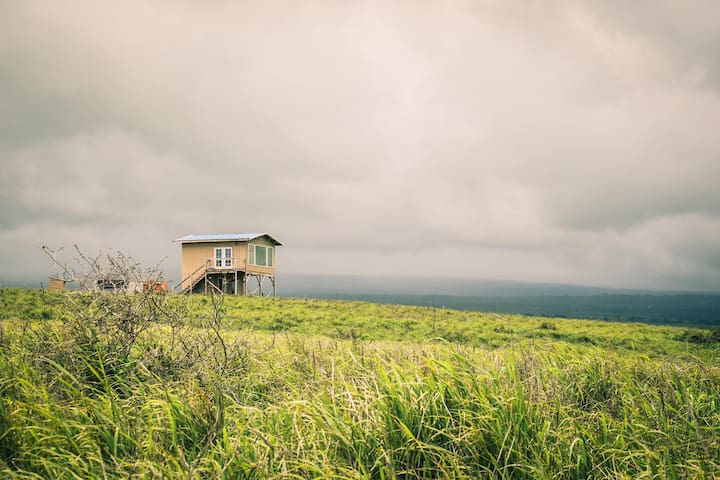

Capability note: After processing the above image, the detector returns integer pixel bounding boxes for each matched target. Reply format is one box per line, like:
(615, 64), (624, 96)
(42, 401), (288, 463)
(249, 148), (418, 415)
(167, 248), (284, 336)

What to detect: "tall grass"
(1, 289), (719, 478)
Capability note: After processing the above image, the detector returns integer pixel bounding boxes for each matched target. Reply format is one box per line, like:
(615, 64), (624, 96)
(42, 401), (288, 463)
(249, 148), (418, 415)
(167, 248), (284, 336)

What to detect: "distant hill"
(279, 274), (688, 297)
(280, 274), (720, 326)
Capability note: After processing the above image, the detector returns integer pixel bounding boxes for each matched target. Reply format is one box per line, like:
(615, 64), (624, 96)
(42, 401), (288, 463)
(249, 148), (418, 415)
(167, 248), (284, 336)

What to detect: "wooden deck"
(176, 258), (277, 296)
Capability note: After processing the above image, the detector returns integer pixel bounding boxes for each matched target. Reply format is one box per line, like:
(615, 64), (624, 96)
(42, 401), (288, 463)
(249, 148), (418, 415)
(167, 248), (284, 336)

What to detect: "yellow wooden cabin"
(174, 233), (282, 296)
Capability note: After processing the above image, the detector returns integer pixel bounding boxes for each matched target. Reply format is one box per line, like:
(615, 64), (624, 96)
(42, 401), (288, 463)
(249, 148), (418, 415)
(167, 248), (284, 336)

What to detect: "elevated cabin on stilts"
(173, 233), (282, 296)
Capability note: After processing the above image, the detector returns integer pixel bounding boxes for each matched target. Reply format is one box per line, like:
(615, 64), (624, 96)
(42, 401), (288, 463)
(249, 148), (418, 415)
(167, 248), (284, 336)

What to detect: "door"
(214, 247), (233, 268)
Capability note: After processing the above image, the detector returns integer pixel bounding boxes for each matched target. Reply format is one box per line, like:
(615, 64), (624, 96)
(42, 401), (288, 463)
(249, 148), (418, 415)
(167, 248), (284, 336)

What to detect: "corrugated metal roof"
(174, 233), (283, 245)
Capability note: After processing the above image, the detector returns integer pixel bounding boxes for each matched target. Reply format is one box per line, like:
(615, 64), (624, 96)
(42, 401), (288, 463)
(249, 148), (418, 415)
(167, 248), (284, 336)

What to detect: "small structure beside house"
(48, 276), (66, 291)
(174, 233), (282, 296)
(140, 280), (169, 293)
(127, 280), (169, 293)
(89, 278), (168, 293)
(97, 276), (127, 292)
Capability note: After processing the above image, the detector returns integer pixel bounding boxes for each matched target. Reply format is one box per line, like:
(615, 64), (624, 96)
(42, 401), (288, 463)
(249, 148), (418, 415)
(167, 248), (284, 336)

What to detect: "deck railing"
(207, 257), (246, 270)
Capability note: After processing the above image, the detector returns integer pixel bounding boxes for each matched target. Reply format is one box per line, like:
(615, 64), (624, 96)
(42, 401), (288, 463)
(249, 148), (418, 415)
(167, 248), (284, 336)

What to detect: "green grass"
(1, 288), (719, 478)
(201, 295), (718, 359)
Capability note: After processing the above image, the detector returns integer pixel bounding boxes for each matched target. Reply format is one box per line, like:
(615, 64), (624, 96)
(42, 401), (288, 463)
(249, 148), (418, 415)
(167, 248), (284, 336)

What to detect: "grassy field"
(1, 288), (719, 478)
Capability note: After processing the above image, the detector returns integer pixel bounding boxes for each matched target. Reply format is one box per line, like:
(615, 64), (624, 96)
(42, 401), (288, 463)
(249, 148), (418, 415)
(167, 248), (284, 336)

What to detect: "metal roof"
(174, 233), (283, 245)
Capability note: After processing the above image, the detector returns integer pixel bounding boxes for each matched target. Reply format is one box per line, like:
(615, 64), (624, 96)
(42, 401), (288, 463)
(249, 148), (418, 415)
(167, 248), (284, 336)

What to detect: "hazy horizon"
(4, 268), (719, 297)
(2, 1), (720, 292)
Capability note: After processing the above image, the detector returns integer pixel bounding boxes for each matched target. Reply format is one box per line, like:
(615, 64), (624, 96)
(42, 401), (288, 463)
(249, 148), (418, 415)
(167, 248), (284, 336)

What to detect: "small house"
(48, 276), (66, 291)
(174, 233), (282, 296)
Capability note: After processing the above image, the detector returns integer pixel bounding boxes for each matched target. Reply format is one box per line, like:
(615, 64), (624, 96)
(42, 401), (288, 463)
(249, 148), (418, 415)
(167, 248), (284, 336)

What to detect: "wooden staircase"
(173, 260), (210, 293)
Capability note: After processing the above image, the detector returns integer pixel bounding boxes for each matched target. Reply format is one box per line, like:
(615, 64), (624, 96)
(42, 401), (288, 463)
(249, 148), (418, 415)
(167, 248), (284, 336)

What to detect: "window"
(214, 247), (232, 268)
(249, 244), (273, 267)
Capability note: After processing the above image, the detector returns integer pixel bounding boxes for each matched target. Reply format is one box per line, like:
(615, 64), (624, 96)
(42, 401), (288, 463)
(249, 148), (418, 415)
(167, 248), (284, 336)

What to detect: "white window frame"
(249, 244), (273, 267)
(214, 247), (232, 268)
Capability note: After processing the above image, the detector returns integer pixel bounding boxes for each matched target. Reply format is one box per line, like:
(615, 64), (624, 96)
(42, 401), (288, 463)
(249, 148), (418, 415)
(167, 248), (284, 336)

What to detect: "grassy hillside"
(312, 292), (720, 326)
(279, 274), (720, 326)
(1, 288), (719, 478)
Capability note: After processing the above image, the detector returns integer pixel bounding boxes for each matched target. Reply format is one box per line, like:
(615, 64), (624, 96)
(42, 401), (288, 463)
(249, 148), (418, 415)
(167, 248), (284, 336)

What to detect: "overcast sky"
(1, 0), (719, 291)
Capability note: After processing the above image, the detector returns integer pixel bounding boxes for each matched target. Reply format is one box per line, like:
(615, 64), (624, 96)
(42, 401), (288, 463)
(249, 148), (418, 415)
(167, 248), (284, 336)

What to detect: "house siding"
(247, 237), (277, 276)
(181, 242), (249, 289)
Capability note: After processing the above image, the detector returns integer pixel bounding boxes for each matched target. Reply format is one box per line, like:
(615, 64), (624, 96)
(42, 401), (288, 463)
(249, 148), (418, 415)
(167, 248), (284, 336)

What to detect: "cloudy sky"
(1, 0), (719, 291)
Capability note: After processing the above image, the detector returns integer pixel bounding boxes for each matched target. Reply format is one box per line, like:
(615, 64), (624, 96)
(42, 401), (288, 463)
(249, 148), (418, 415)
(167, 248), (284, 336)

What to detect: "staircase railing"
(172, 259), (210, 293)
(173, 258), (250, 293)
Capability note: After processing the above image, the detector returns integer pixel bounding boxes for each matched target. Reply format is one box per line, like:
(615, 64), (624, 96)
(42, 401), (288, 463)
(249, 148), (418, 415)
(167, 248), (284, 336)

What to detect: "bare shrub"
(41, 245), (245, 383)
(43, 246), (166, 360)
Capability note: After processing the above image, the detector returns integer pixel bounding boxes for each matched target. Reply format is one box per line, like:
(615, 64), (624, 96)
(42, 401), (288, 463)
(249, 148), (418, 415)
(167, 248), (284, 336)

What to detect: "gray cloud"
(1, 0), (719, 291)
(578, 0), (720, 90)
